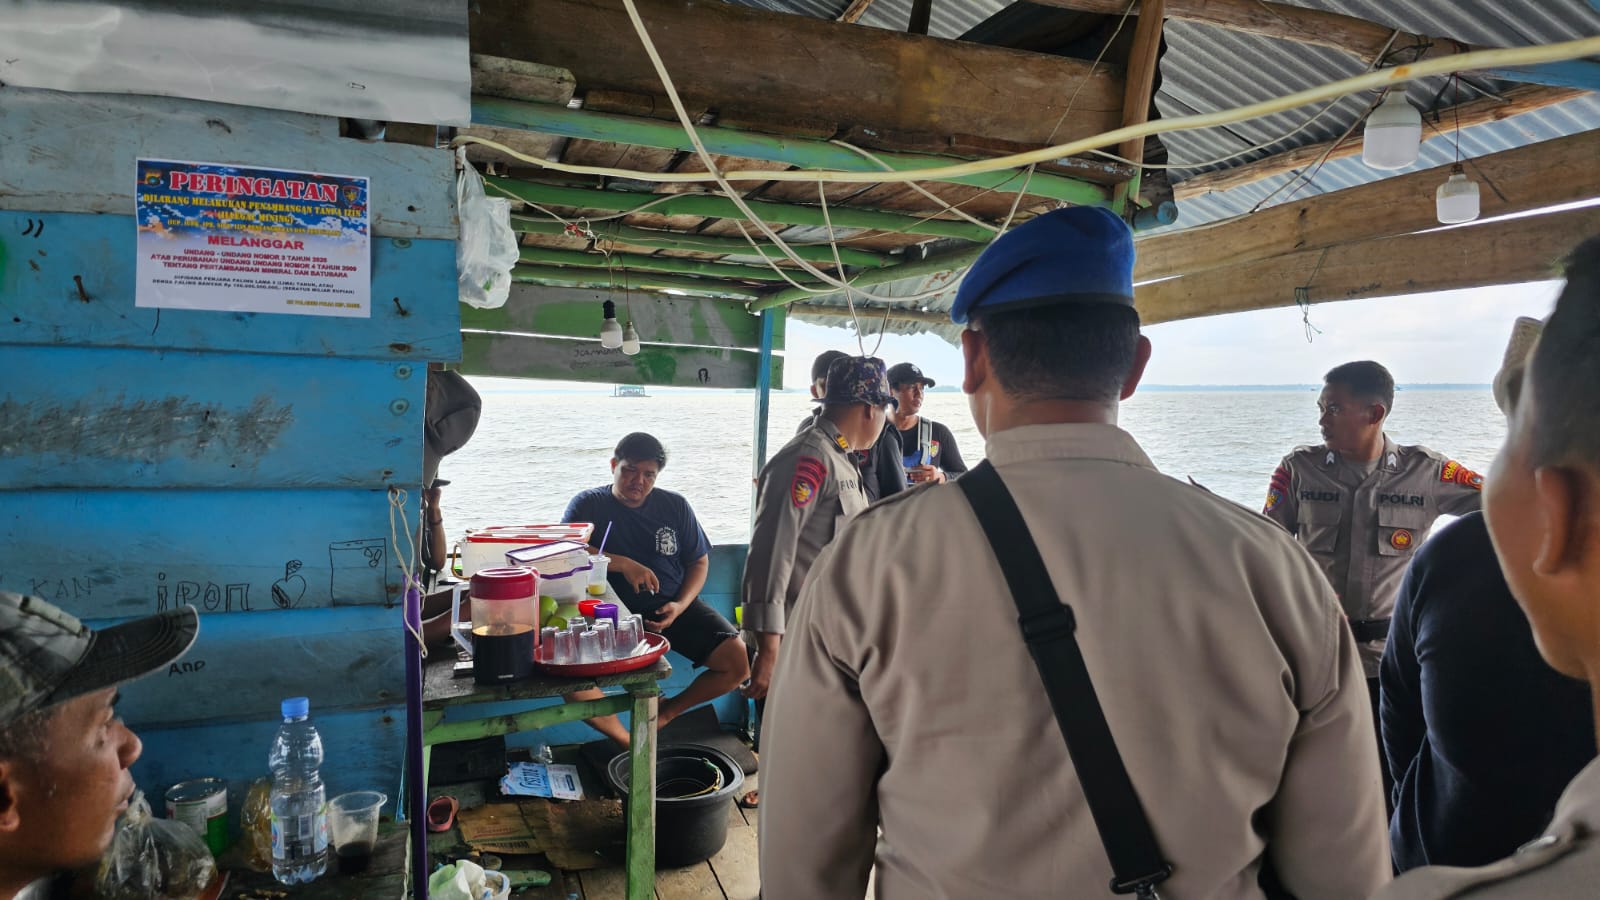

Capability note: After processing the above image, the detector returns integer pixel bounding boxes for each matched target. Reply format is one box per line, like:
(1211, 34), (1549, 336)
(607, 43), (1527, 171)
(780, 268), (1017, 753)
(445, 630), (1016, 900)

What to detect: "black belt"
(1349, 618), (1391, 643)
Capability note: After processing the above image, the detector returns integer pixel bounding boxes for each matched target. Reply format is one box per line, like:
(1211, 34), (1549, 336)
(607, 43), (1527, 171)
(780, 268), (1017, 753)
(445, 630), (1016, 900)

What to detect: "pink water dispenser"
(467, 566), (539, 684)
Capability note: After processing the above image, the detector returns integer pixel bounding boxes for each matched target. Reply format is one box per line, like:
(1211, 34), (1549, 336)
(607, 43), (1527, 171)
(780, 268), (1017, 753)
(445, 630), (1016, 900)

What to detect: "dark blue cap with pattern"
(815, 356), (896, 407)
(950, 206), (1136, 325)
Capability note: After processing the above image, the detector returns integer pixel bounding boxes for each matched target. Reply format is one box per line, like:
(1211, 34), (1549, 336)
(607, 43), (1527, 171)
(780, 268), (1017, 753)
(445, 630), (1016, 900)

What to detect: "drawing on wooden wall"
(698, 367), (710, 384)
(0, 395), (294, 461)
(20, 217), (44, 237)
(329, 538), (388, 605)
(155, 571), (253, 613)
(271, 560), (307, 609)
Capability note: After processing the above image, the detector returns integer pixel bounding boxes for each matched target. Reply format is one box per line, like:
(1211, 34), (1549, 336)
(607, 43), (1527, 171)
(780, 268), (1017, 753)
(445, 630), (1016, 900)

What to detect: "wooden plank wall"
(477, 543), (750, 750)
(0, 86), (459, 812)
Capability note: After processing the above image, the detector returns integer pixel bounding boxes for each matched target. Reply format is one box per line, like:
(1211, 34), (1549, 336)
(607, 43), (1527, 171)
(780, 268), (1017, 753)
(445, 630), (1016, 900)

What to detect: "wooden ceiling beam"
(470, 0), (1124, 150)
(788, 305), (952, 325)
(1175, 85), (1586, 200)
(1137, 128), (1600, 282)
(1136, 204), (1598, 325)
(1026, 0), (1477, 63)
(838, 0), (878, 24)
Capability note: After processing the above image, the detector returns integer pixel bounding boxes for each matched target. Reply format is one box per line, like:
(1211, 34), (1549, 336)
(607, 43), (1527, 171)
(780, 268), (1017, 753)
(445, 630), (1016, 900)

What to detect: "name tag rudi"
(1300, 490), (1340, 502)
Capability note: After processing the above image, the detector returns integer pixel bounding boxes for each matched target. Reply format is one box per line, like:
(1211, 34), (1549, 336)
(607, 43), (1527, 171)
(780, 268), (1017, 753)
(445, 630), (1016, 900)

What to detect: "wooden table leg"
(625, 686), (660, 900)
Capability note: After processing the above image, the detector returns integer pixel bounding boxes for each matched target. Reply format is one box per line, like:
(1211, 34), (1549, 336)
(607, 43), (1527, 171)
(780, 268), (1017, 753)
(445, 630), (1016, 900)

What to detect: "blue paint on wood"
(0, 345), (423, 489)
(110, 606), (404, 729)
(132, 706), (405, 834)
(1484, 61), (1600, 92)
(0, 211), (461, 361)
(0, 489), (416, 617)
(0, 88), (456, 239)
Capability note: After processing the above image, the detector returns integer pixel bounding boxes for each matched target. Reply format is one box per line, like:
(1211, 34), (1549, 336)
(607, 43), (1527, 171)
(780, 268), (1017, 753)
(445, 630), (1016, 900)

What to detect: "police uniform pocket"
(1377, 506), (1429, 556)
(1296, 502), (1341, 553)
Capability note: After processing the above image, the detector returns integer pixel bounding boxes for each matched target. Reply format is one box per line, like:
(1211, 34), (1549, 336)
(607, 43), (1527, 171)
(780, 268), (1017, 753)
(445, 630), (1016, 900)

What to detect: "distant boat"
(613, 384), (649, 398)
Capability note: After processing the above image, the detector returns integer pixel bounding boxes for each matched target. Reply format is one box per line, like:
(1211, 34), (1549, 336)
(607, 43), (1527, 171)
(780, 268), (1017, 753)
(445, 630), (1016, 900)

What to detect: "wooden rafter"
(1137, 128), (1600, 283)
(1136, 204), (1599, 325)
(1114, 0), (1167, 208)
(838, 0), (878, 24)
(1026, 0), (1477, 63)
(1175, 85), (1587, 200)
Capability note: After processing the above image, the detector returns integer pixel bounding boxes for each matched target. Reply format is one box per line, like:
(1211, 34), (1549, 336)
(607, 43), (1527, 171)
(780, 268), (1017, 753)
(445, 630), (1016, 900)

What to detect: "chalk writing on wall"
(156, 572), (253, 613)
(329, 538), (387, 605)
(271, 560), (307, 608)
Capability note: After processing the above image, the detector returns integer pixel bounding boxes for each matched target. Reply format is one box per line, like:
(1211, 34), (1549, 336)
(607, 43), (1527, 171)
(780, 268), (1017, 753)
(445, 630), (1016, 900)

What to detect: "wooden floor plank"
(579, 866), (629, 899)
(654, 861), (725, 900)
(708, 825), (760, 900)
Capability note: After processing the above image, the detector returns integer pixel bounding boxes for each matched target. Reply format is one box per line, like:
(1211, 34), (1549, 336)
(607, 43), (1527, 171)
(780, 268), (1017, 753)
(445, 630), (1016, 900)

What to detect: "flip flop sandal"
(427, 795), (459, 832)
(737, 790), (759, 810)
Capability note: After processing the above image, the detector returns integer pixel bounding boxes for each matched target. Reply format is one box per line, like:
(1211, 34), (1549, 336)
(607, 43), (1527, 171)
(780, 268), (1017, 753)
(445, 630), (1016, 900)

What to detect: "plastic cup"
(616, 615), (644, 657)
(329, 791), (387, 875)
(553, 628), (578, 664)
(588, 555), (610, 596)
(538, 627), (558, 662)
(594, 602), (620, 628)
(577, 629), (601, 664)
(594, 620), (615, 659)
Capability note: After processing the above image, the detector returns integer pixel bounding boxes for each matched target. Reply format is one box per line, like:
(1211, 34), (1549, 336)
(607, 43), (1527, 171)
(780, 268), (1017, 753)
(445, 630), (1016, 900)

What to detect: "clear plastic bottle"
(268, 697), (328, 884)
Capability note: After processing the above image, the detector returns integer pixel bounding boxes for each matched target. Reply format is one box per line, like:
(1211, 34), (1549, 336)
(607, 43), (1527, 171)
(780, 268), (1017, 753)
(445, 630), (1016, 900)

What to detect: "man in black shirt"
(888, 362), (967, 484)
(799, 350), (905, 502)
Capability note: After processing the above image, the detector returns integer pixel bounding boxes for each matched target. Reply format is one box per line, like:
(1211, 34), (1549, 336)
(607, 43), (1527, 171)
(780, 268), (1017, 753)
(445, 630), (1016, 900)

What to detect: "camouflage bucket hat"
(0, 591), (199, 727)
(816, 356), (897, 408)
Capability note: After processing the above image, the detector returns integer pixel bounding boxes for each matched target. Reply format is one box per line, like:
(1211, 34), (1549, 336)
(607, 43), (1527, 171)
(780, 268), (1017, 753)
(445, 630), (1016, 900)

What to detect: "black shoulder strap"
(957, 460), (1174, 899)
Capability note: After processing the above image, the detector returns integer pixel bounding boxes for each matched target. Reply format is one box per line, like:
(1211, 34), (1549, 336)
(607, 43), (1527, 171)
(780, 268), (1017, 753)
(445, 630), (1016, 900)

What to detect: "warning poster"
(135, 159), (371, 317)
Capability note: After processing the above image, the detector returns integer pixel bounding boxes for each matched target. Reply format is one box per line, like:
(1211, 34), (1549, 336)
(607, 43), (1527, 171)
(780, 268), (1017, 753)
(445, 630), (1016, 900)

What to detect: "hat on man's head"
(1492, 316), (1544, 417)
(950, 206), (1136, 325)
(810, 349), (851, 383)
(816, 356), (896, 408)
(886, 362), (935, 389)
(0, 591), (198, 727)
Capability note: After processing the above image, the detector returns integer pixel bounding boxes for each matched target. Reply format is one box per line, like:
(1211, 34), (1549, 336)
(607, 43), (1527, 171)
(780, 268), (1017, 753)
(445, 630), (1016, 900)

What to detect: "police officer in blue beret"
(758, 207), (1389, 898)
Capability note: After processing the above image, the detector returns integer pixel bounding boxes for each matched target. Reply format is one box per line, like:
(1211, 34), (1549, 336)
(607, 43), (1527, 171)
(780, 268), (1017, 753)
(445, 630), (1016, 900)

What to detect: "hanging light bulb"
(1362, 90), (1421, 170)
(621, 323), (642, 356)
(1436, 164), (1481, 224)
(599, 299), (624, 349)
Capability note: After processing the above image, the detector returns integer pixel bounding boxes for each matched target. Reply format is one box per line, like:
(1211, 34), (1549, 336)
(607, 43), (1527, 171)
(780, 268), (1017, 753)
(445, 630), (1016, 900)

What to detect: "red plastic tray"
(535, 632), (670, 677)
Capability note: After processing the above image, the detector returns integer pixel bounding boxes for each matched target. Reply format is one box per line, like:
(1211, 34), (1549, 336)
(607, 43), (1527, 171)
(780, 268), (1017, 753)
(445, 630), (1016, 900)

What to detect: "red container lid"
(471, 566), (538, 600)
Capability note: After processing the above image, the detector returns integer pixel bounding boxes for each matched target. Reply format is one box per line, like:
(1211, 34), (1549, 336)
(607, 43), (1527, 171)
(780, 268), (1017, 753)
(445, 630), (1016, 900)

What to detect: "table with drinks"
(421, 525), (672, 900)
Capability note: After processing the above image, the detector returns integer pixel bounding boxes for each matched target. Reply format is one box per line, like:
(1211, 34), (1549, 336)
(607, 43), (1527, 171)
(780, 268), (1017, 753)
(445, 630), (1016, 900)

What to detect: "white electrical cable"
(827, 140), (1003, 232)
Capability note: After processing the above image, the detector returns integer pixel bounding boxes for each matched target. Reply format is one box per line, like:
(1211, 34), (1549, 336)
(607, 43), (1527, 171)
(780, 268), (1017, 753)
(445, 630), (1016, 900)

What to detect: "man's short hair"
(972, 303), (1141, 404)
(811, 350), (849, 384)
(614, 432), (667, 468)
(1529, 235), (1600, 470)
(1324, 360), (1396, 411)
(0, 705), (53, 763)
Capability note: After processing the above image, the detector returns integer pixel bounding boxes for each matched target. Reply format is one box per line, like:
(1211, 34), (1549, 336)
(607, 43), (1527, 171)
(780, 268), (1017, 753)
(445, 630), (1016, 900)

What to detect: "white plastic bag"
(455, 148), (519, 309)
(94, 789), (217, 900)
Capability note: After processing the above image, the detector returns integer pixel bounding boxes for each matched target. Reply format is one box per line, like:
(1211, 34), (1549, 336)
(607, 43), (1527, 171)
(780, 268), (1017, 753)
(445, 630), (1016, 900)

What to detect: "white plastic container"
(504, 541), (592, 579)
(453, 524), (593, 577)
(536, 560), (593, 603)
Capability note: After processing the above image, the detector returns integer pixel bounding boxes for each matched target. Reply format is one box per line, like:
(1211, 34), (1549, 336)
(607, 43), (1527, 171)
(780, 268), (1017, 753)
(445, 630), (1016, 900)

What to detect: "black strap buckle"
(1018, 604), (1076, 645)
(1110, 863), (1174, 898)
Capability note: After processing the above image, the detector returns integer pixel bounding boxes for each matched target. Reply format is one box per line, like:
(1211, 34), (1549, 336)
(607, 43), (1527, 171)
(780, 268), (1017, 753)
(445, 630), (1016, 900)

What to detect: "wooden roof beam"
(1136, 204), (1599, 325)
(1138, 128), (1600, 283)
(1175, 84), (1587, 200)
(1026, 0), (1477, 64)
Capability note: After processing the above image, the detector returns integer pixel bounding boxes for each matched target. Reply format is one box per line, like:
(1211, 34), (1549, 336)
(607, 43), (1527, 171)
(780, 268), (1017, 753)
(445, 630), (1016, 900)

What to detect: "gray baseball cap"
(0, 591), (199, 727)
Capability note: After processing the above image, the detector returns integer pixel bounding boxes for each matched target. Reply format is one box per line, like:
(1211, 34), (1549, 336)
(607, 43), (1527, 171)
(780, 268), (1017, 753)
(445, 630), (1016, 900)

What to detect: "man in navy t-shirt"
(562, 433), (748, 742)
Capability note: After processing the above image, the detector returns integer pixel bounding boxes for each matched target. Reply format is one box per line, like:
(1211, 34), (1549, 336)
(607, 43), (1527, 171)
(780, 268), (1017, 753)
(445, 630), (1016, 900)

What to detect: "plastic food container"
(504, 541), (592, 580)
(453, 524), (594, 577)
(537, 560), (593, 603)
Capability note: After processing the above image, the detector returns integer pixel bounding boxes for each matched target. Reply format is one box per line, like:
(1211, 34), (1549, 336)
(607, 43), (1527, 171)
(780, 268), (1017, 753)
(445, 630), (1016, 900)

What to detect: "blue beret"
(950, 206), (1135, 325)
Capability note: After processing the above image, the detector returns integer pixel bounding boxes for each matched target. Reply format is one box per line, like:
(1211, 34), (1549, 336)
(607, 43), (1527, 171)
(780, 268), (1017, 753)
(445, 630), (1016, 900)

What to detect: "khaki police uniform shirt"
(741, 416), (868, 635)
(759, 424), (1389, 900)
(1263, 436), (1484, 676)
(1378, 757), (1600, 899)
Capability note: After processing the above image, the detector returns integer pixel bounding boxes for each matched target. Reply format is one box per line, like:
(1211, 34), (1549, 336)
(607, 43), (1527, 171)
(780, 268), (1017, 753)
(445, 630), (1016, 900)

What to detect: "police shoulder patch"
(791, 455), (826, 508)
(1391, 528), (1415, 550)
(1440, 459), (1485, 491)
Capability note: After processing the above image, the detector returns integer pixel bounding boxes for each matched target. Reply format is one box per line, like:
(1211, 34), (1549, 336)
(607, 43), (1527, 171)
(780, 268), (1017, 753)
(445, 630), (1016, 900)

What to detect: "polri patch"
(1440, 460), (1485, 490)
(1391, 528), (1415, 550)
(791, 456), (826, 508)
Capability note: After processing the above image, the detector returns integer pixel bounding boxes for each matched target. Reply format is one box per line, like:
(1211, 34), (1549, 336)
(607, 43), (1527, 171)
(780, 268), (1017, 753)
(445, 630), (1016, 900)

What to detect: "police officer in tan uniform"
(741, 355), (892, 703)
(759, 208), (1388, 899)
(1264, 362), (1484, 799)
(1378, 237), (1600, 899)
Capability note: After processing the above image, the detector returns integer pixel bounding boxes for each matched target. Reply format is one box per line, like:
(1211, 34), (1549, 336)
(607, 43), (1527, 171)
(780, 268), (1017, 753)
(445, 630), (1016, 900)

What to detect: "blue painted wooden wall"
(447, 543), (751, 751)
(0, 87), (459, 819)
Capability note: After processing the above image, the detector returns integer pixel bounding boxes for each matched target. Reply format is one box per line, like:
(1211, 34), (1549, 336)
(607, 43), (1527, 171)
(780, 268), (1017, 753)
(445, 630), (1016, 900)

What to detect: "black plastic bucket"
(607, 743), (745, 868)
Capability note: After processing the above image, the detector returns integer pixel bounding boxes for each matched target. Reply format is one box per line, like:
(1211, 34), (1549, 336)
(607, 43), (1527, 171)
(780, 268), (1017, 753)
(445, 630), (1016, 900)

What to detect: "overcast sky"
(783, 280), (1565, 390)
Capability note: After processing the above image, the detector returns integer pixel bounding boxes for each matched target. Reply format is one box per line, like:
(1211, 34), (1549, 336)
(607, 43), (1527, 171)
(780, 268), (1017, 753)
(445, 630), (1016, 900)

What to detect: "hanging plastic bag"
(455, 147), (520, 309)
(93, 789), (218, 900)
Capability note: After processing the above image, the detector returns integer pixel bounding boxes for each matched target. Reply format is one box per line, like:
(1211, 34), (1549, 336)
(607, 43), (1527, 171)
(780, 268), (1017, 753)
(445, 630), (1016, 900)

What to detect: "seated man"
(563, 433), (748, 743)
(0, 591), (200, 900)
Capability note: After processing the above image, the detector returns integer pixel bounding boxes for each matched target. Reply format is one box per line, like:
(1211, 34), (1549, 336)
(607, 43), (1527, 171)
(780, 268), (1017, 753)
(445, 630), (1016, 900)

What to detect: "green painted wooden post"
(421, 696), (630, 745)
(517, 246), (821, 283)
(472, 97), (1114, 207)
(751, 309), (777, 524)
(626, 683), (660, 900)
(485, 177), (996, 242)
(511, 217), (893, 268)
